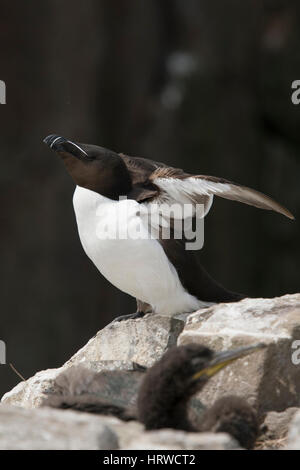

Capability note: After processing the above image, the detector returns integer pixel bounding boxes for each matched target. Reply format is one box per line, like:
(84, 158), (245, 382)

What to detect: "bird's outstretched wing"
(150, 168), (294, 220)
(120, 153), (294, 219)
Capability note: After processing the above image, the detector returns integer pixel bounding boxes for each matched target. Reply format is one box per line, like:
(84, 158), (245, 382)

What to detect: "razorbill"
(44, 134), (294, 321)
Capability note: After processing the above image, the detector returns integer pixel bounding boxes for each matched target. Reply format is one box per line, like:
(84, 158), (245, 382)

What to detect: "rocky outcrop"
(1, 362), (144, 410)
(179, 294), (300, 414)
(0, 404), (118, 450)
(2, 313), (185, 409)
(288, 410), (300, 450)
(124, 430), (240, 450)
(66, 313), (185, 368)
(261, 408), (299, 441)
(2, 293), (300, 450)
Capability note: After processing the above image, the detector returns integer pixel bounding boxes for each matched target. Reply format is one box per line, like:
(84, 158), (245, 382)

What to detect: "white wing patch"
(152, 176), (294, 220)
(152, 177), (231, 218)
(141, 177), (217, 240)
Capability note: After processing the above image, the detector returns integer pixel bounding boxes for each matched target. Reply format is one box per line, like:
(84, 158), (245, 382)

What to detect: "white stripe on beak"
(50, 136), (63, 149)
(66, 141), (88, 157)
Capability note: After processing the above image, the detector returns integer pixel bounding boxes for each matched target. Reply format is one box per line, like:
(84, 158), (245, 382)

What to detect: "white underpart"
(73, 186), (211, 315)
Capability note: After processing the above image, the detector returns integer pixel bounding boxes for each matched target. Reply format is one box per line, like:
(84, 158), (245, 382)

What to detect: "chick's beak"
(192, 342), (266, 381)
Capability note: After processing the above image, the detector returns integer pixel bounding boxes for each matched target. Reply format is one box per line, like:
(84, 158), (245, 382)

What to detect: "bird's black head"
(137, 342), (265, 431)
(43, 135), (132, 200)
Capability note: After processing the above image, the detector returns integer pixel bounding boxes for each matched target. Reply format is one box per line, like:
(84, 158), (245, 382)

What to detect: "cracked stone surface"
(2, 294), (300, 449)
(179, 294), (300, 414)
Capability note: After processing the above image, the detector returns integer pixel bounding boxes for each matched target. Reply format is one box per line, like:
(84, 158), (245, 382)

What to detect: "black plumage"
(43, 343), (265, 449)
(200, 395), (258, 450)
(136, 343), (261, 449)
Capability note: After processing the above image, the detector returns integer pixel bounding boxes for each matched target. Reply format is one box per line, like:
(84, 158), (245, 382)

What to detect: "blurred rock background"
(0, 0), (299, 397)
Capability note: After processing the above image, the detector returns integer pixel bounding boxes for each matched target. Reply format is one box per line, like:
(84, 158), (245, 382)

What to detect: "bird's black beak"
(43, 134), (67, 149)
(191, 342), (266, 381)
(43, 134), (89, 160)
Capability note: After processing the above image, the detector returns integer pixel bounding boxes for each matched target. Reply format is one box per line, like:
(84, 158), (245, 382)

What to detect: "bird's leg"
(112, 299), (152, 323)
(136, 299), (152, 315)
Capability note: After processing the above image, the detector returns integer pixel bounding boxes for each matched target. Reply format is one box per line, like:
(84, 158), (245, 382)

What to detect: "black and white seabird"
(44, 135), (294, 321)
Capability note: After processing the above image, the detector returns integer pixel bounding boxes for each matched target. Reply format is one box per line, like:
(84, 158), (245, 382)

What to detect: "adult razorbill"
(44, 134), (294, 321)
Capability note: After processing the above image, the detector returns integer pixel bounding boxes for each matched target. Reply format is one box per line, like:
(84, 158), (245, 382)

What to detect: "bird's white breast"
(72, 186), (206, 315)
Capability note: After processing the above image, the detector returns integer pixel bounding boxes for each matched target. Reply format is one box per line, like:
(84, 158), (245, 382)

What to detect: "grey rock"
(79, 360), (147, 373)
(261, 407), (298, 441)
(2, 313), (184, 408)
(82, 416), (232, 451)
(42, 364), (144, 413)
(67, 313), (185, 368)
(2, 364), (144, 411)
(0, 404), (118, 450)
(3, 293), (300, 450)
(288, 410), (300, 450)
(2, 367), (63, 408)
(124, 429), (240, 450)
(92, 415), (144, 448)
(179, 294), (300, 413)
